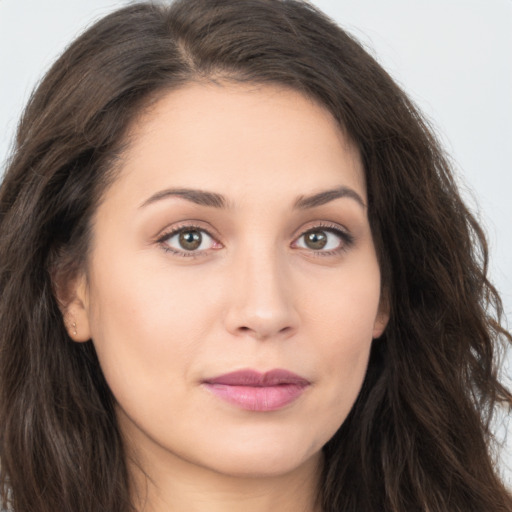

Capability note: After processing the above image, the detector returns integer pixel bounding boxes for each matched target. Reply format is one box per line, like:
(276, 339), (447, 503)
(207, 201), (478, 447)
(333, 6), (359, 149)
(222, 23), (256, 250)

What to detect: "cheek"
(301, 260), (381, 412)
(85, 254), (222, 399)
(304, 254), (382, 347)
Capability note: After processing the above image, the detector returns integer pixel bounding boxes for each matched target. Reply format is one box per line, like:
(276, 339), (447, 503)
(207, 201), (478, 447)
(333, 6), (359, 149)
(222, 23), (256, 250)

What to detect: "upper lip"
(203, 369), (310, 387)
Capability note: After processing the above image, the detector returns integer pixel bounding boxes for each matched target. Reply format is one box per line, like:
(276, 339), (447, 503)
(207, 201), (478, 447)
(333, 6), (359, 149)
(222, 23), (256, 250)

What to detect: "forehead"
(109, 82), (366, 207)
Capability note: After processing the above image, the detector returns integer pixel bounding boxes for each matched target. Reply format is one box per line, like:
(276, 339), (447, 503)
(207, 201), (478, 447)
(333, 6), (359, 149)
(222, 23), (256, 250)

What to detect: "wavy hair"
(0, 1), (511, 510)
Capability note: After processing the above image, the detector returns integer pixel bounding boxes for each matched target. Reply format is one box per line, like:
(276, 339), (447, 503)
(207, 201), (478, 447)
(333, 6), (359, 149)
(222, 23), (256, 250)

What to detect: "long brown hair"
(0, 1), (511, 510)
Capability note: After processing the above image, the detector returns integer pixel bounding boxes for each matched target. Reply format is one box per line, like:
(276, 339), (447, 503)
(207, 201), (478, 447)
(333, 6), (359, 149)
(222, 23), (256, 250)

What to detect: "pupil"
(179, 230), (202, 250)
(306, 231), (327, 249)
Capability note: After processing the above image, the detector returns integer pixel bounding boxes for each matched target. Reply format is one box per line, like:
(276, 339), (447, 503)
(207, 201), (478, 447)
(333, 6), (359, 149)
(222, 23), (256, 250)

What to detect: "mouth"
(202, 369), (310, 412)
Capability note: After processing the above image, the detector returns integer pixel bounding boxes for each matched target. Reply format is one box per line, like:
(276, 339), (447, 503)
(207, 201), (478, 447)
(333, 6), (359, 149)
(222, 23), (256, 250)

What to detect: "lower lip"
(203, 383), (308, 411)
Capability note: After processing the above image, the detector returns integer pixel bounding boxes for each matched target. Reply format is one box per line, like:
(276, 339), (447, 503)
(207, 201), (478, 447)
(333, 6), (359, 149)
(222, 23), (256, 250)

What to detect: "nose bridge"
(224, 233), (297, 340)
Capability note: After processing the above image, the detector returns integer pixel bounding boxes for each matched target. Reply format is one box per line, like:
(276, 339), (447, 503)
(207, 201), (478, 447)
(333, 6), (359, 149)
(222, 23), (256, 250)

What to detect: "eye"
(293, 226), (352, 254)
(159, 226), (220, 255)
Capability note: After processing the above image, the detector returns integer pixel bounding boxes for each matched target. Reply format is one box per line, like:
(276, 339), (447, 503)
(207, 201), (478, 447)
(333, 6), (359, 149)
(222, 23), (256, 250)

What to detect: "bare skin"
(64, 83), (388, 512)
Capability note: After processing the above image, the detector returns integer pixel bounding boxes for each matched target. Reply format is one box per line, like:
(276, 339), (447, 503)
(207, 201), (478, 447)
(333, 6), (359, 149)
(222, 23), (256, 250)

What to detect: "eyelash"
(156, 223), (218, 258)
(156, 222), (354, 259)
(294, 222), (355, 257)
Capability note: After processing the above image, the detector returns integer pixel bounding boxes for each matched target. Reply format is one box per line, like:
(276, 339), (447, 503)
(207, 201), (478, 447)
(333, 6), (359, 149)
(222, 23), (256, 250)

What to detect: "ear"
(54, 271), (92, 343)
(372, 292), (390, 339)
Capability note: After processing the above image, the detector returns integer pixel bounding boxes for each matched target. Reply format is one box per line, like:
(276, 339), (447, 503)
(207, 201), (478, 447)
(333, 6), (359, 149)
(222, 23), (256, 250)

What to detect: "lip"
(202, 369), (310, 412)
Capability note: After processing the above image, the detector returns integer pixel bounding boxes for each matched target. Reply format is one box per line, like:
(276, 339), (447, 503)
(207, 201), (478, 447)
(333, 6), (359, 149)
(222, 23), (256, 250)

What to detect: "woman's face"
(69, 83), (388, 479)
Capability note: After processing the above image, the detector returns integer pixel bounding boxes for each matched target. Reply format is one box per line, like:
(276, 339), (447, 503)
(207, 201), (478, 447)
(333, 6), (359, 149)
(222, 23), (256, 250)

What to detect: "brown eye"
(304, 230), (327, 250)
(162, 227), (218, 254)
(179, 230), (202, 250)
(294, 226), (349, 253)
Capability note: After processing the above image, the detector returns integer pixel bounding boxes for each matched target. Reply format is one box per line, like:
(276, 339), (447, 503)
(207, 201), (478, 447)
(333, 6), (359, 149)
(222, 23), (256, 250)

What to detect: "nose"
(222, 245), (299, 341)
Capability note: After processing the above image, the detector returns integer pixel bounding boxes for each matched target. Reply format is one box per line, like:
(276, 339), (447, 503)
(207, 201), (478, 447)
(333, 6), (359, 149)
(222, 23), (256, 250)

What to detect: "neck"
(128, 446), (324, 512)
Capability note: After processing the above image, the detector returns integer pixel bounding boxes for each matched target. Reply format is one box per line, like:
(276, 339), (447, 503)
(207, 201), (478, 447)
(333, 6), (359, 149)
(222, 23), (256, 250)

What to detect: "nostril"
(235, 324), (295, 340)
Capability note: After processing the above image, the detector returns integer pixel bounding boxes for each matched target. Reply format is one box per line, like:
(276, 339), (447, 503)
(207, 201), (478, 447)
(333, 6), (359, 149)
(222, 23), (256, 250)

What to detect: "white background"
(1, 0), (511, 486)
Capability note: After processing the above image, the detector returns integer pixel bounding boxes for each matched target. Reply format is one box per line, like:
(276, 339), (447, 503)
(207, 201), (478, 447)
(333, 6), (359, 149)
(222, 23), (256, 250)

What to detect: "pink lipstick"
(203, 369), (309, 411)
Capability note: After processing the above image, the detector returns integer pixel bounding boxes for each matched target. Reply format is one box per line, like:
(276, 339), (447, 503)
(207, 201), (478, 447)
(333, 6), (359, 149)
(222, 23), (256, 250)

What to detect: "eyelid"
(155, 222), (223, 258)
(154, 218), (220, 240)
(154, 220), (354, 258)
(291, 221), (354, 255)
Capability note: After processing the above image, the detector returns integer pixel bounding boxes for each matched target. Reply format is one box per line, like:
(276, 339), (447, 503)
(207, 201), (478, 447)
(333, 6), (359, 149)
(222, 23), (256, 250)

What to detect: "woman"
(0, 0), (510, 510)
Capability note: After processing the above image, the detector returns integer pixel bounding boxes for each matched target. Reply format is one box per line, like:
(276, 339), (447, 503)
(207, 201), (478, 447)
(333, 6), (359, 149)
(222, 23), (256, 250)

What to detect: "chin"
(193, 433), (324, 479)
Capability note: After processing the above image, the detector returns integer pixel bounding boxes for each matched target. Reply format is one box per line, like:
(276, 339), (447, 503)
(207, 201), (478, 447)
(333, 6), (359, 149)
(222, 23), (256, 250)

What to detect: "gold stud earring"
(72, 322), (77, 336)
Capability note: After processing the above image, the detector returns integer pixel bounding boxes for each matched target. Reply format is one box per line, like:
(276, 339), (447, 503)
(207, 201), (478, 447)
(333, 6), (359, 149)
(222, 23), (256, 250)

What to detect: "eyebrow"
(140, 188), (227, 209)
(139, 186), (366, 210)
(293, 186), (366, 209)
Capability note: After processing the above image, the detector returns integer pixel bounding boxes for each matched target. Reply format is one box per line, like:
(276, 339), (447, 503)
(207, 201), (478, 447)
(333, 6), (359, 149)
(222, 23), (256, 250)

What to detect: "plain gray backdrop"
(1, 0), (511, 486)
